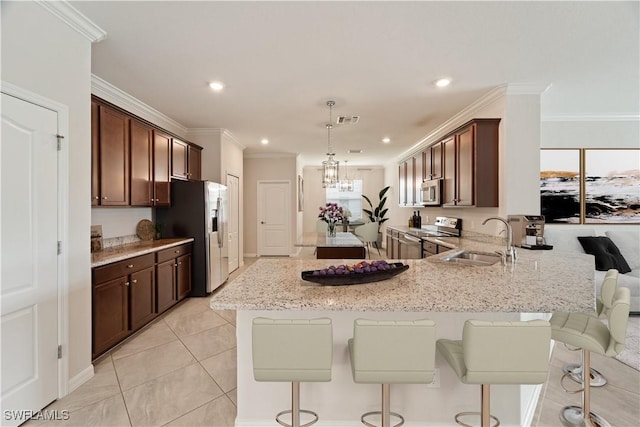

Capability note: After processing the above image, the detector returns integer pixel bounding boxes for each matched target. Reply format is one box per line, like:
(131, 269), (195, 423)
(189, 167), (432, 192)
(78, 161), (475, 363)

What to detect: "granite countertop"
(210, 237), (595, 313)
(92, 238), (194, 268)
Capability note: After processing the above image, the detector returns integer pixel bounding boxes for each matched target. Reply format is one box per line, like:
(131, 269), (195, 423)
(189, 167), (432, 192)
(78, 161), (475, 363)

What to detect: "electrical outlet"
(426, 368), (440, 388)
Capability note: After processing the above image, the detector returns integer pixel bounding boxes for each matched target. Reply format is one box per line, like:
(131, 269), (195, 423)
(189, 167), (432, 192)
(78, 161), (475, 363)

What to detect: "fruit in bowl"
(302, 260), (408, 286)
(311, 260), (397, 276)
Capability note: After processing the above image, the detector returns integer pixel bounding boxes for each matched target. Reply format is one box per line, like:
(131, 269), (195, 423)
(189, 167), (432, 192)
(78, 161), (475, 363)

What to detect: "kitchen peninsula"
(211, 239), (595, 426)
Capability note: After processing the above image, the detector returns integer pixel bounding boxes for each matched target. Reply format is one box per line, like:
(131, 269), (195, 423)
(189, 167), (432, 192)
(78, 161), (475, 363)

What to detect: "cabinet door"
(414, 154), (423, 205)
(386, 233), (394, 258)
(91, 101), (100, 206)
(176, 253), (192, 300)
(431, 142), (443, 179)
(130, 120), (153, 206)
(156, 260), (177, 314)
(129, 266), (156, 331)
(187, 145), (201, 181)
(93, 276), (129, 357)
(99, 105), (130, 206)
(171, 139), (188, 179)
(456, 126), (475, 206)
(406, 157), (415, 206)
(154, 131), (171, 206)
(398, 162), (407, 206)
(442, 136), (457, 206)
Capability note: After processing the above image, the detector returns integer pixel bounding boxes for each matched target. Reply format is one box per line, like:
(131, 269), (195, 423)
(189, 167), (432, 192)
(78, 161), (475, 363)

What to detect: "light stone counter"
(214, 238), (596, 426)
(91, 238), (194, 268)
(210, 240), (595, 313)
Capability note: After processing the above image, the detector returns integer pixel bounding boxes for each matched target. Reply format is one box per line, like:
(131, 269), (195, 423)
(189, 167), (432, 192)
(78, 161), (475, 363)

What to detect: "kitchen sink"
(438, 250), (502, 266)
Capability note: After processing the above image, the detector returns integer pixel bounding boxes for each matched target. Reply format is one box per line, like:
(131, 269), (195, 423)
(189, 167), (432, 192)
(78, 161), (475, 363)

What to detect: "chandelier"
(339, 159), (353, 192)
(322, 101), (339, 188)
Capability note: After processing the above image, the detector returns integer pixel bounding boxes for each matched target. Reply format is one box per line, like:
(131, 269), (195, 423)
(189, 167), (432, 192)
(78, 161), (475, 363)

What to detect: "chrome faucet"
(482, 216), (517, 264)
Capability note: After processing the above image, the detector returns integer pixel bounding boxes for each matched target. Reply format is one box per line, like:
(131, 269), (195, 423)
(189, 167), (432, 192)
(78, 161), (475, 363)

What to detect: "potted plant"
(362, 186), (391, 246)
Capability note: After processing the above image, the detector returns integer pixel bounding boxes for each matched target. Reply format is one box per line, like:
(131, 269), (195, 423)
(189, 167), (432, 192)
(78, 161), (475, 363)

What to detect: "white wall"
(541, 120), (640, 148)
(2, 1), (94, 383)
(243, 155), (298, 255)
(92, 208), (152, 239)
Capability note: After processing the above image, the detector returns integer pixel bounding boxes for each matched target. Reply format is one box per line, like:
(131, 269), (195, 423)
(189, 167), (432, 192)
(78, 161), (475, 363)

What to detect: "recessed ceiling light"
(260, 138), (269, 145)
(382, 137), (391, 144)
(209, 81), (225, 92)
(435, 78), (451, 88)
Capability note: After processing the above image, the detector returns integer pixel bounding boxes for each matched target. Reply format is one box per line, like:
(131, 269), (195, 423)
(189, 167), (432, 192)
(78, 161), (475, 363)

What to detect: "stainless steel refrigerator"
(156, 180), (229, 296)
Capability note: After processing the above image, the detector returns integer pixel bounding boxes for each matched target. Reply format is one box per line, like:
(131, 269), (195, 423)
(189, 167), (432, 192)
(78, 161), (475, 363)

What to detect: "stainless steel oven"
(421, 178), (441, 206)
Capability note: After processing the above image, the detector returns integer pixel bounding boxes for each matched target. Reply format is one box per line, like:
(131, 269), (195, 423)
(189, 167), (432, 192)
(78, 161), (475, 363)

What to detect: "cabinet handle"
(125, 281), (130, 286)
(93, 196), (99, 200)
(127, 264), (134, 268)
(103, 196), (108, 200)
(178, 261), (182, 265)
(132, 279), (137, 284)
(175, 250), (180, 254)
(174, 263), (178, 267)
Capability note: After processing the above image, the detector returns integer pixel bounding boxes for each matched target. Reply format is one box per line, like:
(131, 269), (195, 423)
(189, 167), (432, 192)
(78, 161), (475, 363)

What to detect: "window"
(326, 180), (363, 220)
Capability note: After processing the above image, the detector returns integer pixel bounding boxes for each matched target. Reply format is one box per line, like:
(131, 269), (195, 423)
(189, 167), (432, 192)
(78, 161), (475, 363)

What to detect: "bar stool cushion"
(348, 319), (436, 384)
(437, 320), (551, 385)
(551, 287), (630, 357)
(252, 318), (332, 382)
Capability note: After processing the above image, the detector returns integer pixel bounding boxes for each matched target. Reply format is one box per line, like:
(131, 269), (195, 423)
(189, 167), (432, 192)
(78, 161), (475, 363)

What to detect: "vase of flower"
(319, 202), (344, 238)
(327, 221), (337, 237)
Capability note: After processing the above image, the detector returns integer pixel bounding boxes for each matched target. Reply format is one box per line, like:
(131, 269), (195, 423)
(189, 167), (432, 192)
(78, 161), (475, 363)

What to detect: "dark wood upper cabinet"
(130, 119), (154, 206)
(171, 139), (188, 179)
(153, 131), (171, 206)
(187, 145), (202, 181)
(91, 101), (100, 206)
(441, 119), (500, 207)
(398, 161), (407, 206)
(431, 142), (443, 179)
(98, 105), (130, 206)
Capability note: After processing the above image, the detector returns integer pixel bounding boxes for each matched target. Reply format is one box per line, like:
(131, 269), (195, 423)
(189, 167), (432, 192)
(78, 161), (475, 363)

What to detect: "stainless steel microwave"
(421, 178), (441, 206)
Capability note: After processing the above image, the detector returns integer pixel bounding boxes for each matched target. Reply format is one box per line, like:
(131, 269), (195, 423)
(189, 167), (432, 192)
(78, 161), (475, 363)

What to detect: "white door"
(1, 93), (59, 425)
(226, 174), (240, 272)
(257, 181), (290, 256)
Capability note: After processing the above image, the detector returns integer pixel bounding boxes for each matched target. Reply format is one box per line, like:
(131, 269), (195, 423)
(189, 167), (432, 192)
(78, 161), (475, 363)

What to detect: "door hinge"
(57, 241), (62, 255)
(56, 134), (64, 151)
(57, 345), (62, 359)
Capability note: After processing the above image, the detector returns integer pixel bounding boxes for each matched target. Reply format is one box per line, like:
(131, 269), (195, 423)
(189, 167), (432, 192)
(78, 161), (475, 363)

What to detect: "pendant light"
(322, 101), (339, 188)
(339, 159), (353, 192)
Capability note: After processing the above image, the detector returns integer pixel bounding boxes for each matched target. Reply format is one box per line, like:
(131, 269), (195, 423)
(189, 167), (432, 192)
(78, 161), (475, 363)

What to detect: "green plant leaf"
(379, 186), (390, 200)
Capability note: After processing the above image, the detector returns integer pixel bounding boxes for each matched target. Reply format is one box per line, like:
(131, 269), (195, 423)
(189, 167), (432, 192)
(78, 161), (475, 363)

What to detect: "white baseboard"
(67, 364), (94, 394)
(244, 253), (257, 258)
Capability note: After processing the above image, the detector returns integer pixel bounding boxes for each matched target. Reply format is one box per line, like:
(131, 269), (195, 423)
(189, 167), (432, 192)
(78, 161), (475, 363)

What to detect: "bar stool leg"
(382, 384), (390, 427)
(559, 350), (612, 427)
(275, 381), (319, 427)
(454, 384), (499, 427)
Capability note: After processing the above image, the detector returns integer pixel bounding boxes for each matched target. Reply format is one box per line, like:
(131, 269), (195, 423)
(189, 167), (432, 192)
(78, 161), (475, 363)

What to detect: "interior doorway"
(226, 173), (240, 272)
(257, 180), (291, 256)
(1, 88), (67, 426)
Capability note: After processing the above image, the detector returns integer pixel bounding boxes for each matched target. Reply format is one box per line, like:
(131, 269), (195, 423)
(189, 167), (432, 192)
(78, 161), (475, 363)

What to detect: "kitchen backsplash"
(102, 234), (141, 249)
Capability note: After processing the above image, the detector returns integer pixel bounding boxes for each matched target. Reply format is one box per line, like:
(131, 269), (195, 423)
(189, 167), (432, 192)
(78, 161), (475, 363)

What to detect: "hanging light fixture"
(322, 101), (339, 188)
(339, 159), (353, 192)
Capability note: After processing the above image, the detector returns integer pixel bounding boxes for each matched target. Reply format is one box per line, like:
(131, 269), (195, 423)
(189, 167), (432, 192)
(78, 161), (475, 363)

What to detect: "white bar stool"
(550, 287), (630, 427)
(562, 269), (619, 388)
(437, 320), (551, 427)
(348, 319), (437, 427)
(252, 318), (333, 427)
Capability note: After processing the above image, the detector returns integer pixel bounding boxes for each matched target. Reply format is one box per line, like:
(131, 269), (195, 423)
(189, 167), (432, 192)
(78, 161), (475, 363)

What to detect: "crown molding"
(36, 1), (106, 42)
(187, 128), (246, 150)
(398, 84), (507, 161)
(541, 114), (640, 122)
(91, 74), (188, 136)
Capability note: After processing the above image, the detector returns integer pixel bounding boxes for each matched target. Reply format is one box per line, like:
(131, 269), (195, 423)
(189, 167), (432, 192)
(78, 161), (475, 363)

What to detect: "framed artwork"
(540, 148), (640, 224)
(540, 149), (581, 223)
(584, 149), (640, 223)
(297, 175), (304, 212)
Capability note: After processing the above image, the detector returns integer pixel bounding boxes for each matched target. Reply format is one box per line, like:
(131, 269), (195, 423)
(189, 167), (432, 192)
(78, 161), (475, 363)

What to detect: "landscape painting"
(584, 149), (640, 223)
(540, 149), (581, 223)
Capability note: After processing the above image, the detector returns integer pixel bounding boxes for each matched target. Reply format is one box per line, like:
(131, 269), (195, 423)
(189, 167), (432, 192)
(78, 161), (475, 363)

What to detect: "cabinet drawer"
(422, 241), (438, 256)
(93, 253), (155, 284)
(156, 243), (192, 264)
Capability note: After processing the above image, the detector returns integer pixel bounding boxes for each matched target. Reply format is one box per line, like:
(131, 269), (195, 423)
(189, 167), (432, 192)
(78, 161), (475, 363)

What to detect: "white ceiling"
(72, 1), (639, 166)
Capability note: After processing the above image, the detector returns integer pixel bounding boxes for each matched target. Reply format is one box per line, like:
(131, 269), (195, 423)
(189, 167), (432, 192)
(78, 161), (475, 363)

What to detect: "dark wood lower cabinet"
(129, 267), (156, 331)
(156, 259), (177, 314)
(177, 253), (192, 300)
(92, 243), (192, 359)
(93, 277), (129, 357)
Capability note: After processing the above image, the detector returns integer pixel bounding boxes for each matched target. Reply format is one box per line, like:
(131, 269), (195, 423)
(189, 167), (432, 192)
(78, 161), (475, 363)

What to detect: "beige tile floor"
(30, 246), (638, 426)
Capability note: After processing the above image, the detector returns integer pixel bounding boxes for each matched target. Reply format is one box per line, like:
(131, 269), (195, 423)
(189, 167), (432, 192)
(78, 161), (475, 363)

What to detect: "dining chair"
(354, 221), (380, 258)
